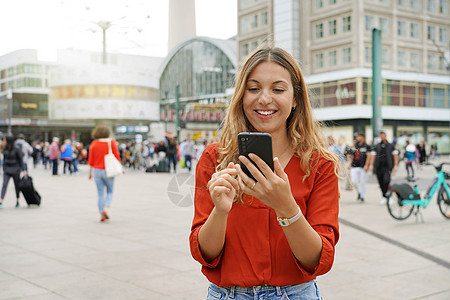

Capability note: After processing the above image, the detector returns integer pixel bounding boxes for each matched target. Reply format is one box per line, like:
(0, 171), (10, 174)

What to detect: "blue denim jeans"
(93, 168), (115, 213)
(207, 280), (322, 300)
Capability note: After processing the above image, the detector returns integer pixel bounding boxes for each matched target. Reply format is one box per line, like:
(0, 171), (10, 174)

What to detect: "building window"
(382, 49), (389, 64)
(343, 16), (351, 32)
(241, 16), (250, 33)
(260, 11), (268, 26)
(410, 53), (420, 68)
(329, 0), (337, 4)
(427, 26), (436, 40)
(251, 40), (258, 50)
(379, 17), (389, 34)
(328, 20), (337, 35)
(440, 0), (448, 13)
(432, 88), (445, 107)
(315, 53), (324, 69)
(241, 43), (249, 57)
(365, 15), (374, 31)
(315, 23), (323, 39)
(398, 0), (407, 5)
(329, 50), (337, 66)
(397, 21), (407, 36)
(410, 23), (419, 38)
(439, 27), (448, 42)
(251, 14), (258, 29)
(315, 0), (323, 9)
(439, 56), (446, 70)
(398, 51), (407, 66)
(427, 0), (436, 11)
(365, 47), (371, 63)
(411, 0), (419, 8)
(342, 47), (351, 64)
(427, 54), (437, 69)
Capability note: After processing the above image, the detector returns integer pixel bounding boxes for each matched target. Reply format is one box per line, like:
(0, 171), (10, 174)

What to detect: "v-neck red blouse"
(189, 143), (339, 288)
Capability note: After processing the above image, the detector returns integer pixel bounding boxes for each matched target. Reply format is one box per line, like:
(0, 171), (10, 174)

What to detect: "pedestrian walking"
(183, 135), (195, 171)
(49, 137), (60, 175)
(60, 139), (74, 175)
(14, 133), (33, 172)
(190, 46), (340, 299)
(167, 137), (178, 173)
(416, 140), (427, 165)
(370, 131), (399, 205)
(88, 125), (121, 222)
(404, 140), (416, 179)
(0, 136), (27, 208)
(348, 132), (371, 202)
(42, 142), (50, 169)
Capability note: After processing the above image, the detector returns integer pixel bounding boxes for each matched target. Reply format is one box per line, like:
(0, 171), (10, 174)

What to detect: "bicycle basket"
(390, 183), (421, 200)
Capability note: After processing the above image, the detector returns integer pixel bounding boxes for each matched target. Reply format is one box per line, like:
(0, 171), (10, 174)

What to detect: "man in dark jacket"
(370, 131), (399, 205)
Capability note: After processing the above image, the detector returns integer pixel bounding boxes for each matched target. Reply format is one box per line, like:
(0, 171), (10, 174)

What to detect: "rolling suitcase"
(18, 176), (41, 206)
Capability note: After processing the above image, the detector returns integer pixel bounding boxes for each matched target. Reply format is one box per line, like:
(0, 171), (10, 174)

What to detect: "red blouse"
(87, 139), (121, 170)
(189, 143), (339, 287)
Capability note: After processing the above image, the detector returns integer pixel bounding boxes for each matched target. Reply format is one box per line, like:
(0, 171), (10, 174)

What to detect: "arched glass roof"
(159, 36), (237, 100)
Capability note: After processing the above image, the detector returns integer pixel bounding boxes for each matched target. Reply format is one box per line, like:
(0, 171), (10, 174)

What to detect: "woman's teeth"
(256, 110), (276, 115)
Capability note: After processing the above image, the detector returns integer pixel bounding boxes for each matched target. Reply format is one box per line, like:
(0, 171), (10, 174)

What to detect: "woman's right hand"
(207, 162), (239, 215)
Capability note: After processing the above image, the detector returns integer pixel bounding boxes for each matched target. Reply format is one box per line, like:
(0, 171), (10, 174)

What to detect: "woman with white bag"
(88, 125), (123, 222)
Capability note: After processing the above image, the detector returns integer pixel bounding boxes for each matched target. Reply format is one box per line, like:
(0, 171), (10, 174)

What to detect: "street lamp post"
(6, 89), (13, 135)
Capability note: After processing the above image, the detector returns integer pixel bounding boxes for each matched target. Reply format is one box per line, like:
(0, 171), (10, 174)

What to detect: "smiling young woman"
(190, 45), (341, 300)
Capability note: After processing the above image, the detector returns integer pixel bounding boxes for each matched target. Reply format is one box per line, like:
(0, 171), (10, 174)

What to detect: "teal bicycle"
(386, 162), (450, 221)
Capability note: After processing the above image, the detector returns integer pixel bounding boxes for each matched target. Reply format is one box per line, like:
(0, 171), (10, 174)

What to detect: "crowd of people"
(115, 136), (214, 173)
(326, 132), (440, 205)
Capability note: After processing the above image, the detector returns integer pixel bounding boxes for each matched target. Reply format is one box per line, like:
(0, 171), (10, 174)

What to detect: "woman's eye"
(274, 89), (285, 93)
(247, 88), (259, 91)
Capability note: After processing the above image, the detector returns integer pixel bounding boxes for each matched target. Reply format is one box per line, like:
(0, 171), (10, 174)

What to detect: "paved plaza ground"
(0, 157), (449, 299)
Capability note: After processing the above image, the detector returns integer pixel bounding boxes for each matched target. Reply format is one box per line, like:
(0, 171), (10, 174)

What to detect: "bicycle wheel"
(437, 186), (450, 219)
(387, 192), (415, 220)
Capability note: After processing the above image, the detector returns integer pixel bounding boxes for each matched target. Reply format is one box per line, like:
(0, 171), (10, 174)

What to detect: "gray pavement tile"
(0, 270), (18, 282)
(0, 255), (80, 279)
(130, 269), (209, 297)
(0, 279), (53, 300)
(8, 293), (69, 300)
(91, 261), (178, 282)
(418, 289), (450, 300)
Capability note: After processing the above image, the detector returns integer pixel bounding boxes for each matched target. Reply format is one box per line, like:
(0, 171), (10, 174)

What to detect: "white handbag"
(104, 139), (123, 177)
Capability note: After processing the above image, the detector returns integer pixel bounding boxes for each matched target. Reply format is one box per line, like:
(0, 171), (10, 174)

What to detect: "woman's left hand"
(236, 154), (298, 217)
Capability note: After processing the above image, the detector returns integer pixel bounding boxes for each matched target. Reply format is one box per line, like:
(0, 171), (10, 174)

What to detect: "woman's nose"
(258, 91), (272, 104)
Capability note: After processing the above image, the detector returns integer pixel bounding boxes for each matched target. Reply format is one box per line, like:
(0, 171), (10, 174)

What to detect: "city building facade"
(49, 49), (162, 141)
(158, 36), (237, 141)
(238, 0), (450, 152)
(0, 49), (93, 142)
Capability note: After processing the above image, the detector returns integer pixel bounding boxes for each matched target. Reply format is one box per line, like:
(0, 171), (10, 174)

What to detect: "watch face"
(279, 219), (289, 226)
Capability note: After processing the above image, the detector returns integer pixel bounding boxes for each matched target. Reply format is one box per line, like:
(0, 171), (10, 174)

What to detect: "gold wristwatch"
(277, 206), (301, 227)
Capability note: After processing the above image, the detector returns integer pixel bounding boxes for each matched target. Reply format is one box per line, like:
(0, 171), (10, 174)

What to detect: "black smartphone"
(237, 132), (274, 181)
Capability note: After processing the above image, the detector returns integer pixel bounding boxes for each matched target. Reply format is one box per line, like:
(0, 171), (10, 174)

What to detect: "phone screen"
(237, 132), (274, 181)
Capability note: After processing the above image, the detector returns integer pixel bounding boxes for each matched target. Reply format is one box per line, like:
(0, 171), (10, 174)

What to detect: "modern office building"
(158, 36), (237, 141)
(49, 49), (163, 141)
(238, 0), (450, 152)
(0, 49), (163, 143)
(0, 49), (93, 142)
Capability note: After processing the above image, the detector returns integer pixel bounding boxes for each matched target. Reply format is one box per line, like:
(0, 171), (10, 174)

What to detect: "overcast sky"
(0, 0), (237, 61)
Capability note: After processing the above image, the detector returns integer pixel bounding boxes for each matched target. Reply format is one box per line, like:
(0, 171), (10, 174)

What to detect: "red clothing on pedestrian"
(189, 143), (339, 288)
(88, 139), (120, 170)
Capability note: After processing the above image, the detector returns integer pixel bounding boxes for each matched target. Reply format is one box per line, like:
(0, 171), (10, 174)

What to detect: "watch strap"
(277, 206), (301, 227)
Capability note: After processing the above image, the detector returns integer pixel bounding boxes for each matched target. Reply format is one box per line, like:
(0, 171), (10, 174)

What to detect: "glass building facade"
(160, 37), (236, 101)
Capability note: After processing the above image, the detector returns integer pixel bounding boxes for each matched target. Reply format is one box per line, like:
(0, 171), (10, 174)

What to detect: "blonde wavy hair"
(217, 46), (340, 195)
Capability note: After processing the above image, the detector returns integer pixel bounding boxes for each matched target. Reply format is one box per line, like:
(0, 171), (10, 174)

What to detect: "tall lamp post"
(6, 89), (13, 135)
